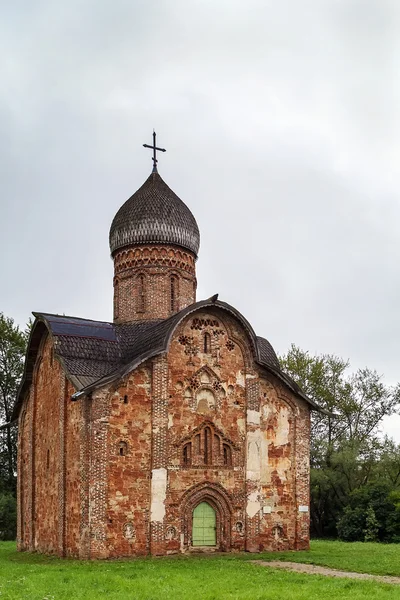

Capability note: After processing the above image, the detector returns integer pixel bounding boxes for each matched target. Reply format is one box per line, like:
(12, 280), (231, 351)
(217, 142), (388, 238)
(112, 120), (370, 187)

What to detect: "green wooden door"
(192, 502), (216, 546)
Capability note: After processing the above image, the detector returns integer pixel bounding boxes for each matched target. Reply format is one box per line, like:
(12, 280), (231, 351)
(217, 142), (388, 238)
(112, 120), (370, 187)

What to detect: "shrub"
(337, 506), (365, 541)
(0, 493), (17, 540)
(364, 505), (379, 542)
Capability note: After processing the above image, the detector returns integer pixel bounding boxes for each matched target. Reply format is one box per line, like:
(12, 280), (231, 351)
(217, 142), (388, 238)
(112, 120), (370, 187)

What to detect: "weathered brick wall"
(90, 366), (152, 558)
(113, 245), (197, 322)
(28, 336), (61, 553)
(165, 311), (249, 553)
(18, 335), (84, 557)
(257, 379), (296, 550)
(97, 308), (310, 556)
(64, 378), (82, 556)
(18, 309), (310, 558)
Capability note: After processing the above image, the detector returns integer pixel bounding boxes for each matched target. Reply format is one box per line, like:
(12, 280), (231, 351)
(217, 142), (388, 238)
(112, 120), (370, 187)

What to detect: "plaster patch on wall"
(275, 405), (290, 446)
(246, 431), (261, 481)
(247, 409), (260, 426)
(168, 413), (174, 429)
(260, 430), (270, 485)
(246, 490), (261, 518)
(236, 370), (245, 387)
(236, 418), (246, 434)
(150, 467), (167, 522)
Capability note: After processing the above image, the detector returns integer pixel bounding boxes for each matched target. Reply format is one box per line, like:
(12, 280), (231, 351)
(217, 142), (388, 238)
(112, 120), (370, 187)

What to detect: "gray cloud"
(1, 0), (400, 438)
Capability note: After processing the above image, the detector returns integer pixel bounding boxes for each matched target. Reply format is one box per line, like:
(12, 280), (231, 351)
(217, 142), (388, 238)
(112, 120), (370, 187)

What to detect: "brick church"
(14, 136), (316, 558)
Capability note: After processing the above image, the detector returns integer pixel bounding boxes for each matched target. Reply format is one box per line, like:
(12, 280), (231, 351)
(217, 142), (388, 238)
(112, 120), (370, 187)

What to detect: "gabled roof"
(12, 298), (318, 422)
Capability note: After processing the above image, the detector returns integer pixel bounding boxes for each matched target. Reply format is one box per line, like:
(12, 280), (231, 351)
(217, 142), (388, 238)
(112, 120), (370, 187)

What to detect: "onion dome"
(109, 171), (200, 257)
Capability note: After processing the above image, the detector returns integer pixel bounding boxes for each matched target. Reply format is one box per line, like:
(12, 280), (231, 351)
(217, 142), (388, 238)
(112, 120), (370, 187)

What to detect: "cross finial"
(143, 130), (166, 172)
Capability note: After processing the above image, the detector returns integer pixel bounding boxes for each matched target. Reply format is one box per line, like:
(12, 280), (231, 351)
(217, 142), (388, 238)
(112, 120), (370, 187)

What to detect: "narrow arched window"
(183, 443), (192, 466)
(119, 441), (128, 456)
(137, 274), (145, 312)
(204, 427), (212, 465)
(114, 279), (119, 320)
(170, 276), (178, 312)
(204, 332), (211, 354)
(223, 444), (232, 466)
(46, 449), (50, 469)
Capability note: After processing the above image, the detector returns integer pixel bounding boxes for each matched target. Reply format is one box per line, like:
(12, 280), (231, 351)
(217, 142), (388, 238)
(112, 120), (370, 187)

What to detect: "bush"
(337, 506), (365, 541)
(0, 493), (17, 540)
(364, 505), (379, 542)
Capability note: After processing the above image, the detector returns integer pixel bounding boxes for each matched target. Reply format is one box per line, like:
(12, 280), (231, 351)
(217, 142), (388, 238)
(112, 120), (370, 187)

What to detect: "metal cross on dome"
(143, 130), (166, 172)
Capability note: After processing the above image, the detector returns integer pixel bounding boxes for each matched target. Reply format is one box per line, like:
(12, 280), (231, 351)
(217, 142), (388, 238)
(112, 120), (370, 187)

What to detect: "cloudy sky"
(1, 0), (400, 438)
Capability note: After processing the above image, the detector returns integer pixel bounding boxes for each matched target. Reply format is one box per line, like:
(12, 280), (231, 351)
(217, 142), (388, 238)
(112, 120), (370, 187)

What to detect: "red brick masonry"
(17, 308), (310, 557)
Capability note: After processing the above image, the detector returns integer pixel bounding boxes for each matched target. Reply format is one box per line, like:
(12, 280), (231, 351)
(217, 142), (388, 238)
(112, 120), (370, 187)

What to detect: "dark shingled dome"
(109, 171), (200, 256)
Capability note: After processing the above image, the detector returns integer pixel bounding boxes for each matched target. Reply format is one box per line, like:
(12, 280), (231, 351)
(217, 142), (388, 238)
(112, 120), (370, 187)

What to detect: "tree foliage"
(280, 344), (400, 540)
(0, 313), (28, 539)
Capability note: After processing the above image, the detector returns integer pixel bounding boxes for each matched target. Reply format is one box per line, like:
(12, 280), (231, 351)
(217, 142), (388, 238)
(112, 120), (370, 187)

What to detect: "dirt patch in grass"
(252, 560), (400, 585)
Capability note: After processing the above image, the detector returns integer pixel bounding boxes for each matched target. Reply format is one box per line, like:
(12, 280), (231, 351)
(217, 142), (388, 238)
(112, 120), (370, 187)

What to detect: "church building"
(13, 135), (316, 558)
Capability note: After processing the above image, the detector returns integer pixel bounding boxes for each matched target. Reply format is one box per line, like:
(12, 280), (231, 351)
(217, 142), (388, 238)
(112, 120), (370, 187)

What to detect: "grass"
(0, 540), (400, 599)
(256, 539), (400, 577)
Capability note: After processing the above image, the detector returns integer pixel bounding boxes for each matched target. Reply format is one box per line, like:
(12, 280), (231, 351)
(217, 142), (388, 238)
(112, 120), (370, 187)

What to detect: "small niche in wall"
(120, 394), (128, 404)
(118, 441), (128, 456)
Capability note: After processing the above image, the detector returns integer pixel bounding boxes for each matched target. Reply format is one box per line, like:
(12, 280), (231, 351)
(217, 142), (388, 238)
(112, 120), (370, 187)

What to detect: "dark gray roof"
(256, 336), (280, 370)
(12, 299), (318, 422)
(109, 171), (200, 257)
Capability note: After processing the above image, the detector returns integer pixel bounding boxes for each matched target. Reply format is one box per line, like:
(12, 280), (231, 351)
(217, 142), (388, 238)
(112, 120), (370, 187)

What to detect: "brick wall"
(101, 308), (311, 556)
(96, 366), (152, 558)
(18, 308), (310, 558)
(113, 245), (197, 322)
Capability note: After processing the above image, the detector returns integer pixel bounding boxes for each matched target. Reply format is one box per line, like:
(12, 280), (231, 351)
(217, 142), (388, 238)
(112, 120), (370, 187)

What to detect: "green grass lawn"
(1, 540), (400, 600)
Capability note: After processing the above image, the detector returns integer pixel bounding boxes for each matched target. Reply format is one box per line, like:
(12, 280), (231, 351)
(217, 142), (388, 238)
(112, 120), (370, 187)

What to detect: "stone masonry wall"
(18, 309), (310, 558)
(64, 378), (82, 556)
(18, 336), (62, 553)
(92, 365), (152, 558)
(165, 311), (249, 553)
(113, 245), (197, 322)
(18, 334), (84, 557)
(96, 308), (311, 556)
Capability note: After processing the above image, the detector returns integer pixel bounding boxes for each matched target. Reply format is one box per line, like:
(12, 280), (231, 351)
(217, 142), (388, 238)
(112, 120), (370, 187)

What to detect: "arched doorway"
(192, 502), (216, 546)
(180, 482), (233, 551)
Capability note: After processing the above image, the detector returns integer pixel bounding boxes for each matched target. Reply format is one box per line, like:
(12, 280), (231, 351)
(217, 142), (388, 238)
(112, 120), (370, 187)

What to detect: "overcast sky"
(1, 0), (400, 439)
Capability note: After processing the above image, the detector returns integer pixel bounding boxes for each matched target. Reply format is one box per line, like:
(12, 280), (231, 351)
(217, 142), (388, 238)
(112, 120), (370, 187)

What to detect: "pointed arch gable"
(69, 298), (319, 411)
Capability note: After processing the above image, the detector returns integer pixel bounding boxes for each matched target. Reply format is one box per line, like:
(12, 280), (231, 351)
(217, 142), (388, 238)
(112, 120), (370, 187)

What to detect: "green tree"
(0, 313), (28, 492)
(280, 345), (400, 538)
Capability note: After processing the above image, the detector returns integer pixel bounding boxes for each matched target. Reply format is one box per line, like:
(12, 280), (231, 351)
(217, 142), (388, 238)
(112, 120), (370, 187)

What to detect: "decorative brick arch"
(180, 482), (234, 551)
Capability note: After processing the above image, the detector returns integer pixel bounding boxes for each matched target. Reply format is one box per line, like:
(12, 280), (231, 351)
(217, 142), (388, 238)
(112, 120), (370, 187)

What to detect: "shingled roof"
(12, 298), (318, 422)
(109, 171), (200, 257)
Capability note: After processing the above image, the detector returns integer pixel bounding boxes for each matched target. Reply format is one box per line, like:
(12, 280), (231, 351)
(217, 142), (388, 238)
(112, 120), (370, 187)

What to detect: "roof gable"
(12, 299), (318, 423)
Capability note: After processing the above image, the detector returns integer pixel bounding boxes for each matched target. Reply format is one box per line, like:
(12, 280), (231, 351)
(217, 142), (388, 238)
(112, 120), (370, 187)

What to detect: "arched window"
(137, 274), (145, 312)
(204, 427), (212, 465)
(223, 444), (232, 466)
(119, 441), (128, 456)
(183, 443), (192, 466)
(180, 425), (234, 468)
(170, 275), (178, 312)
(46, 449), (50, 469)
(114, 279), (119, 320)
(204, 332), (211, 354)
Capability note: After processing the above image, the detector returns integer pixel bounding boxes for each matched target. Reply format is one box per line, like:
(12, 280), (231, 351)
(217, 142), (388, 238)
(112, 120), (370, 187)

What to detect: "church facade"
(14, 150), (315, 558)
